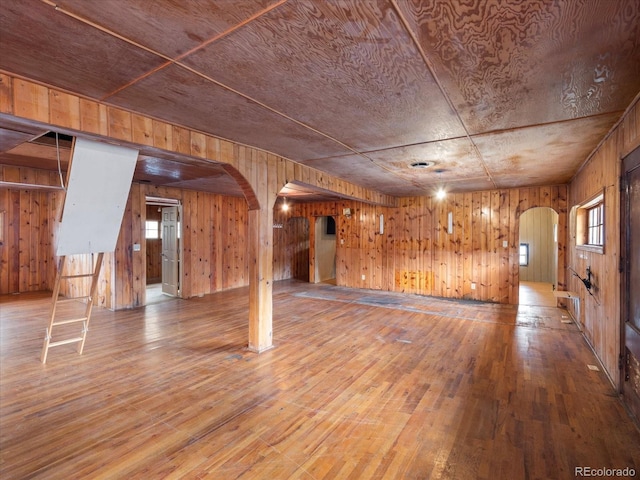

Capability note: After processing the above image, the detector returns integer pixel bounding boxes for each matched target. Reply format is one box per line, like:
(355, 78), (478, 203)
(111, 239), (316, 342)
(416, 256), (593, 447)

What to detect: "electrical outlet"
(361, 274), (366, 280)
(503, 240), (508, 248)
(471, 282), (476, 290)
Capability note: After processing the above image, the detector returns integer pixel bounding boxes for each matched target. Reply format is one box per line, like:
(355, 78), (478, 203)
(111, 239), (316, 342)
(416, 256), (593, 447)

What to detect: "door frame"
(161, 205), (182, 297)
(313, 215), (337, 284)
(621, 146), (640, 411)
(145, 196), (182, 300)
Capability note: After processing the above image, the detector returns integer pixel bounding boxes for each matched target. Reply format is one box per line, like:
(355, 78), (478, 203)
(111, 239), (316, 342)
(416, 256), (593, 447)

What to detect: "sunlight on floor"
(519, 281), (557, 307)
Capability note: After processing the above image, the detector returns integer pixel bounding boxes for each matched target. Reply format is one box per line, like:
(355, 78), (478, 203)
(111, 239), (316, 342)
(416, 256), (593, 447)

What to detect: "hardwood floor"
(519, 282), (558, 307)
(1, 281), (639, 479)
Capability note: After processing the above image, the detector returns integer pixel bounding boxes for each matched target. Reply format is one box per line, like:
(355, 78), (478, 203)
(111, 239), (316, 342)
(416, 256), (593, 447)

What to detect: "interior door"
(622, 146), (640, 419)
(161, 206), (179, 296)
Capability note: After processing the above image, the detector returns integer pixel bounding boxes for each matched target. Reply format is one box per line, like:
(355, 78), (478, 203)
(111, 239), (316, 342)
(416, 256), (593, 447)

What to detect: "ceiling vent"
(409, 161), (433, 169)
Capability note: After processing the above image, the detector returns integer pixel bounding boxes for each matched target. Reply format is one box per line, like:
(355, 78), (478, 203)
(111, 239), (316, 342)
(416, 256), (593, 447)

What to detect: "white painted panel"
(57, 138), (138, 256)
(519, 207), (558, 283)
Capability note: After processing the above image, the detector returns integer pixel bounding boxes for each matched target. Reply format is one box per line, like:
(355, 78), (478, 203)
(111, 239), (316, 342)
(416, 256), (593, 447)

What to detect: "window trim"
(575, 191), (604, 254)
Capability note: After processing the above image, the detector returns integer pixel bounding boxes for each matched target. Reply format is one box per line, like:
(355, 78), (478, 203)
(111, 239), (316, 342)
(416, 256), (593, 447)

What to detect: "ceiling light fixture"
(281, 199), (289, 212)
(435, 168), (446, 200)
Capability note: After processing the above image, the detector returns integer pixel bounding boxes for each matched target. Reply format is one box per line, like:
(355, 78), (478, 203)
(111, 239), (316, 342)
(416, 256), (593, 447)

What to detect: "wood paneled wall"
(272, 210), (309, 282)
(287, 186), (567, 305)
(1, 168), (253, 308)
(0, 166), (61, 294)
(567, 97), (640, 389)
(105, 184), (250, 309)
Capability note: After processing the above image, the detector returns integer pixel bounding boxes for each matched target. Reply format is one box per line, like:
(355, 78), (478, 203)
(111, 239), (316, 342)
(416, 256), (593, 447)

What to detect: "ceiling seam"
(39, 0), (409, 186)
(37, 0), (432, 193)
(170, 0), (291, 65)
(390, 0), (498, 190)
(41, 0), (291, 102)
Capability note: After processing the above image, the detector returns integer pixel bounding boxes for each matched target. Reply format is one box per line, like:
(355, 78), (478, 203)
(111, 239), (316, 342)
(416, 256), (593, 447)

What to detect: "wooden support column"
(247, 205), (274, 353)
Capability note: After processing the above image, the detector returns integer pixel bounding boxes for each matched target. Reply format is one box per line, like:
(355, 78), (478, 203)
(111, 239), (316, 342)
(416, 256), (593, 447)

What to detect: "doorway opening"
(314, 216), (336, 285)
(518, 207), (559, 307)
(145, 196), (181, 305)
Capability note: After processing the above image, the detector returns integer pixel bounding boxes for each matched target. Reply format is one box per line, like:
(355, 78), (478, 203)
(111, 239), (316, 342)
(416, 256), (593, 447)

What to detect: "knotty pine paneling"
(272, 210), (309, 282)
(3, 166), (569, 314)
(568, 97), (640, 390)
(0, 166), (61, 294)
(288, 186), (567, 305)
(1, 168), (254, 309)
(65, 184), (251, 309)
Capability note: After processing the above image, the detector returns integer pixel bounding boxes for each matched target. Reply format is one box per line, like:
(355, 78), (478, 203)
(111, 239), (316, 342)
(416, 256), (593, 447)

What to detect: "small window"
(574, 192), (604, 253)
(145, 220), (159, 239)
(519, 243), (529, 266)
(587, 203), (603, 246)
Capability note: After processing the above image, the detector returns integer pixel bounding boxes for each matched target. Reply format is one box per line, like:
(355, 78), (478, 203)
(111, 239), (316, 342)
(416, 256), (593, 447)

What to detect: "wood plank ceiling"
(1, 0), (639, 199)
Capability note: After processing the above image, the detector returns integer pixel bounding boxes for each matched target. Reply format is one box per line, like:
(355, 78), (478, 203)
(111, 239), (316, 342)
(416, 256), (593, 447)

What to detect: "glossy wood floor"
(519, 281), (558, 307)
(1, 281), (639, 479)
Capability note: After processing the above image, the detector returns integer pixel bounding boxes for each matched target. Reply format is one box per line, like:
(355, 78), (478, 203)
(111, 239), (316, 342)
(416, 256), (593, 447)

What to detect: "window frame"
(145, 220), (160, 239)
(519, 243), (529, 266)
(575, 191), (605, 254)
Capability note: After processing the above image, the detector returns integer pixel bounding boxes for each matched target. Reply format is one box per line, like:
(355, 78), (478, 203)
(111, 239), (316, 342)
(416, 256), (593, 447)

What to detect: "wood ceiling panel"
(1, 1), (638, 197)
(305, 149), (497, 196)
(300, 154), (423, 197)
(365, 137), (485, 179)
(304, 137), (494, 196)
(135, 156), (243, 196)
(53, 0), (283, 58)
(280, 182), (352, 203)
(182, 0), (465, 152)
(0, 128), (41, 153)
(0, 143), (71, 171)
(0, 0), (167, 99)
(108, 64), (352, 161)
(474, 113), (622, 188)
(398, 0), (640, 134)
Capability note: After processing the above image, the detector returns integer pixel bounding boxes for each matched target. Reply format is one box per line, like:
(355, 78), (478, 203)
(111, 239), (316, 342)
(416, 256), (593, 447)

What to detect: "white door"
(161, 206), (179, 296)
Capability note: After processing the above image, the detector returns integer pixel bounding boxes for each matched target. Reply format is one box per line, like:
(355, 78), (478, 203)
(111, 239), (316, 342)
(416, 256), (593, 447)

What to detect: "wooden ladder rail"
(41, 253), (104, 363)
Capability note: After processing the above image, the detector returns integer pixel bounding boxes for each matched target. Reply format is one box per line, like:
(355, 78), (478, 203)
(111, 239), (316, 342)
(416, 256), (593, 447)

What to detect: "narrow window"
(519, 243), (529, 266)
(587, 202), (604, 246)
(574, 192), (604, 254)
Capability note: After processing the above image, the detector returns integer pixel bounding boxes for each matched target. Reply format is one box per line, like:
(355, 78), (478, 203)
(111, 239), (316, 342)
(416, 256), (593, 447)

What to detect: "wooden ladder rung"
(48, 337), (84, 348)
(52, 317), (88, 326)
(55, 296), (92, 304)
(61, 273), (96, 280)
(42, 252), (104, 363)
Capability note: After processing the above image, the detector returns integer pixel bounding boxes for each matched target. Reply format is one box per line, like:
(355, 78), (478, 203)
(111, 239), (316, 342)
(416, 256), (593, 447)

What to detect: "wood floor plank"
(1, 281), (639, 479)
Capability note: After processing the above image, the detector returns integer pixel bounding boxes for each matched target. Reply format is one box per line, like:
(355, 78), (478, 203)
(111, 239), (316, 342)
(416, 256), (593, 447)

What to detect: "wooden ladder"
(41, 253), (104, 363)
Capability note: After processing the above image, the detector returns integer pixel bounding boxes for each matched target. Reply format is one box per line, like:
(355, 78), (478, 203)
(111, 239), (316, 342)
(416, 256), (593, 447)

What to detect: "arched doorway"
(518, 207), (559, 306)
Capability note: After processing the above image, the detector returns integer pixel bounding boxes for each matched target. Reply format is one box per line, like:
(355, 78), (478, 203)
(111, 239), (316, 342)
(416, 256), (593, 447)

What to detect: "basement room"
(1, 1), (640, 478)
